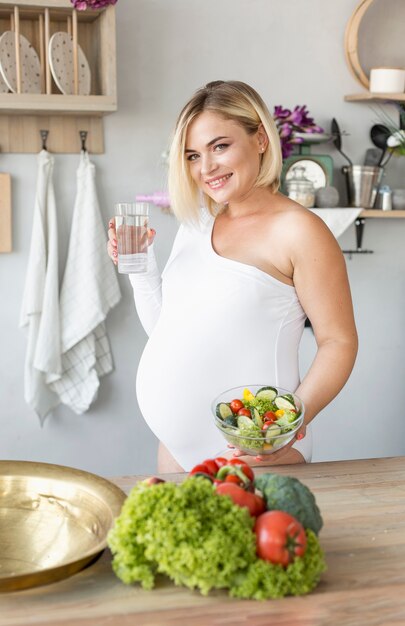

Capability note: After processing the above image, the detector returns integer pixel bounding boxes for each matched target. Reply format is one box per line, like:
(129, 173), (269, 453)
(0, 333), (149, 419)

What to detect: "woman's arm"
(129, 243), (163, 336)
(291, 210), (358, 426)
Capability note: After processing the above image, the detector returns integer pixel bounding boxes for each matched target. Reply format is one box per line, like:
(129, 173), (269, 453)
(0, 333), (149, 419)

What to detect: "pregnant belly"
(135, 311), (299, 470)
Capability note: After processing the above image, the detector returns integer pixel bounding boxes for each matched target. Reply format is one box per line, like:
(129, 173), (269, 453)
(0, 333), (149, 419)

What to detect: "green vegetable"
(108, 477), (327, 600)
(236, 423), (264, 451)
(274, 394), (296, 411)
(216, 402), (233, 420)
(254, 473), (323, 535)
(230, 530), (326, 600)
(243, 395), (277, 416)
(107, 477), (256, 594)
(255, 386), (278, 402)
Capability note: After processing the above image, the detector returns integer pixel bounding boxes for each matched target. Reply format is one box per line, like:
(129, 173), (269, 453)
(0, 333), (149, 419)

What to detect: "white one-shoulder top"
(130, 213), (312, 470)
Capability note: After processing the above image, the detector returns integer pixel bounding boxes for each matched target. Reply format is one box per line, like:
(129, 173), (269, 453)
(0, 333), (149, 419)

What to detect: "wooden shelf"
(345, 93), (405, 103)
(0, 1), (117, 153)
(359, 209), (405, 218)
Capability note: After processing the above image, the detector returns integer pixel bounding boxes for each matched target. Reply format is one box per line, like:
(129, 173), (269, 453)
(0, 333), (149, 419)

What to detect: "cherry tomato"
(228, 458), (254, 481)
(230, 399), (244, 413)
(263, 411), (277, 422)
(189, 463), (211, 476)
(202, 459), (219, 475)
(255, 511), (307, 567)
(214, 457), (228, 468)
(237, 408), (251, 417)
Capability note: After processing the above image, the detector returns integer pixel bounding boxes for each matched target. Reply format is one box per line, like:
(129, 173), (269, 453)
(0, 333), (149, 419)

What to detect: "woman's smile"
(205, 173), (233, 190)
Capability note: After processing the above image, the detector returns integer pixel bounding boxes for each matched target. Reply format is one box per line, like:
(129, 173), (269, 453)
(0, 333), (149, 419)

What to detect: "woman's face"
(185, 111), (267, 205)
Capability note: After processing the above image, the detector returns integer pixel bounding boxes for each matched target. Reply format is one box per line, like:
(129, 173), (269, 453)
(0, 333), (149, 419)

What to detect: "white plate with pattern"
(49, 32), (91, 96)
(0, 31), (41, 93)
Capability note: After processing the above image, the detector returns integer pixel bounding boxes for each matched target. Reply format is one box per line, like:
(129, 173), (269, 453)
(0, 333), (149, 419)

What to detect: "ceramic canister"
(369, 68), (405, 93)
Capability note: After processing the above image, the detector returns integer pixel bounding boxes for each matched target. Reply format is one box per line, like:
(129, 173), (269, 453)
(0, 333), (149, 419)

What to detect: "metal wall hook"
(40, 130), (49, 151)
(79, 130), (88, 152)
(342, 218), (374, 258)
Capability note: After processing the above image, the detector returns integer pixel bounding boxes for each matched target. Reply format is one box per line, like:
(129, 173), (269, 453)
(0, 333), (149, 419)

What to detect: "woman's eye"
(187, 153), (199, 161)
(214, 143), (229, 151)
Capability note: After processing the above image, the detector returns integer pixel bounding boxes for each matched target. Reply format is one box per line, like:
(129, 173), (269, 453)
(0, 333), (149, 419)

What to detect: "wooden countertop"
(1, 457), (405, 626)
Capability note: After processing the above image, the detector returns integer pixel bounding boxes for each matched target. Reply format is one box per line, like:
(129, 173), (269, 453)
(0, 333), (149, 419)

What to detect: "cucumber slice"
(255, 386), (278, 402)
(251, 407), (263, 429)
(274, 394), (296, 411)
(224, 414), (238, 428)
(265, 424), (282, 443)
(237, 414), (255, 428)
(216, 402), (233, 420)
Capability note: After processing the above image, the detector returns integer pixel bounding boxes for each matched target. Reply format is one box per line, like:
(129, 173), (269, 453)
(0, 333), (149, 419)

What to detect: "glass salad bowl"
(211, 384), (305, 456)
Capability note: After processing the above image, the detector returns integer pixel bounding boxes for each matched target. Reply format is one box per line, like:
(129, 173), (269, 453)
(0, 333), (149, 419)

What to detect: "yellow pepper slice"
(243, 388), (255, 402)
(275, 409), (285, 417)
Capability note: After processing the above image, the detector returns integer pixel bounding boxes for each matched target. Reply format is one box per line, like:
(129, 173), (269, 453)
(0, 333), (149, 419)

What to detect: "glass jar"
(285, 166), (315, 208)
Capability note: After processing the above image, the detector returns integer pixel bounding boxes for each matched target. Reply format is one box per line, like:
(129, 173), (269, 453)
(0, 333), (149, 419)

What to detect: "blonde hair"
(168, 80), (282, 224)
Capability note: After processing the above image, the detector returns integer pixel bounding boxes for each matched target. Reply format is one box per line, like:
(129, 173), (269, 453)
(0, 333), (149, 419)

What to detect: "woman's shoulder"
(266, 193), (335, 243)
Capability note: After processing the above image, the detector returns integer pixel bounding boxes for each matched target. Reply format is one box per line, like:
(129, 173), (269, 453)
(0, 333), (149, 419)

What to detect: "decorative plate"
(0, 31), (41, 94)
(49, 32), (91, 96)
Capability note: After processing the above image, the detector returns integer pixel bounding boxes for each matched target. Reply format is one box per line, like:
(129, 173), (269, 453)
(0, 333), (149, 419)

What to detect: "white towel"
(49, 151), (121, 414)
(310, 208), (362, 239)
(19, 150), (62, 423)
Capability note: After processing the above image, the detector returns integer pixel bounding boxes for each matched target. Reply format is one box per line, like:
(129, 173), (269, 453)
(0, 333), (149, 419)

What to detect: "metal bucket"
(342, 165), (384, 208)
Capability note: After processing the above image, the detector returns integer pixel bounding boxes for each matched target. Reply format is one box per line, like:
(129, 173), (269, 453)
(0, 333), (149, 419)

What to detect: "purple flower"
(273, 104), (323, 161)
(71, 0), (117, 9)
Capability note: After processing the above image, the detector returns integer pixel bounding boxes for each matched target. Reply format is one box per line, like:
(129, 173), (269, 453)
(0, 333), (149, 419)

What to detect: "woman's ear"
(257, 124), (269, 153)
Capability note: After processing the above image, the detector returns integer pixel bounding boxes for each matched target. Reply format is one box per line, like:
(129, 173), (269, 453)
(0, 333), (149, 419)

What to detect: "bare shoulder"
(268, 193), (340, 254)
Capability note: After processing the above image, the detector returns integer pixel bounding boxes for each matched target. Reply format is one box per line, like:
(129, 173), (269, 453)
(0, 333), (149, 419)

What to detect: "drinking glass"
(114, 202), (150, 274)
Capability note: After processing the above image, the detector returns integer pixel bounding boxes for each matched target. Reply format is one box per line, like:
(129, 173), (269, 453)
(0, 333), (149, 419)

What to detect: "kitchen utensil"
(212, 385), (305, 456)
(49, 32), (91, 95)
(370, 124), (392, 167)
(342, 165), (383, 208)
(374, 185), (392, 210)
(331, 118), (353, 166)
(392, 189), (405, 210)
(364, 148), (383, 167)
(0, 460), (125, 592)
(0, 31), (41, 94)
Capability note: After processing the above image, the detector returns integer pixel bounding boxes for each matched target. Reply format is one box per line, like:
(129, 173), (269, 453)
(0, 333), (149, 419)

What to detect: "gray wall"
(1, 0), (404, 477)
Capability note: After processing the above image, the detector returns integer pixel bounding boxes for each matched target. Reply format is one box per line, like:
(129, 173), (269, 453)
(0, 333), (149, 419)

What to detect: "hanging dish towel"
(49, 151), (121, 414)
(19, 150), (62, 423)
(310, 208), (362, 239)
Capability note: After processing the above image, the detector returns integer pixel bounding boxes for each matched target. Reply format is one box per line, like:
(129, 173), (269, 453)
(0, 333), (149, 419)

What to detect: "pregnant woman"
(108, 80), (358, 472)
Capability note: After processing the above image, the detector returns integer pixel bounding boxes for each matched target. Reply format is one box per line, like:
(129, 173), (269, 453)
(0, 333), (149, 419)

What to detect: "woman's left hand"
(229, 424), (307, 465)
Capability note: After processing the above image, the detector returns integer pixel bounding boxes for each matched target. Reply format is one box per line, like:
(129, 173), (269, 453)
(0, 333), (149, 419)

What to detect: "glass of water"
(114, 202), (150, 274)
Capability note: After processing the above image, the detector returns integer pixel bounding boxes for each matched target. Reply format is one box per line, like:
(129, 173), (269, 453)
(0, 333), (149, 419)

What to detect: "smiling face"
(185, 111), (267, 206)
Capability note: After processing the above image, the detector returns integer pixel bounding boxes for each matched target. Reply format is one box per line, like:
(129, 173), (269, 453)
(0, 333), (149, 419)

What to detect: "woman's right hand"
(107, 218), (156, 265)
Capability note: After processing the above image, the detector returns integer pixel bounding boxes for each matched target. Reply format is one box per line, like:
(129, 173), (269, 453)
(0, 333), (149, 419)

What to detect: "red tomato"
(263, 411), (277, 422)
(228, 458), (255, 481)
(214, 457), (228, 468)
(225, 474), (243, 485)
(216, 482), (265, 517)
(189, 463), (211, 476)
(255, 511), (307, 567)
(237, 408), (251, 417)
(230, 399), (244, 413)
(202, 459), (219, 475)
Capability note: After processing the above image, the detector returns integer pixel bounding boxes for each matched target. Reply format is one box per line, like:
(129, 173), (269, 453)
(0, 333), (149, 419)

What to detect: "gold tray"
(0, 460), (126, 592)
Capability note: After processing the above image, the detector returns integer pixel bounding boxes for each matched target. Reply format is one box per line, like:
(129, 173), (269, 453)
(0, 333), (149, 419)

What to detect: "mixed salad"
(215, 386), (302, 452)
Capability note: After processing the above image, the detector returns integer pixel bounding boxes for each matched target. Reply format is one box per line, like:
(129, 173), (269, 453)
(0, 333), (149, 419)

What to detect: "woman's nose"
(200, 153), (218, 176)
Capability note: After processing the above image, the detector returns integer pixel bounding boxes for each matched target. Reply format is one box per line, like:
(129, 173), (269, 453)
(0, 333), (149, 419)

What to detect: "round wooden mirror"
(345, 0), (405, 90)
